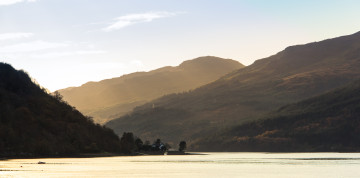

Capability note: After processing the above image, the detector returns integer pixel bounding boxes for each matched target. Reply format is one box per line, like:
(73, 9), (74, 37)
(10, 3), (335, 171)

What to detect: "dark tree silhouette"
(154, 139), (161, 147)
(135, 138), (143, 151)
(52, 91), (63, 101)
(142, 140), (151, 151)
(120, 132), (136, 154)
(151, 138), (161, 151)
(179, 141), (187, 152)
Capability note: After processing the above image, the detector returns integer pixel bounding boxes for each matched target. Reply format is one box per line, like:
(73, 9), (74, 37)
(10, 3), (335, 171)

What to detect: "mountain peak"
(179, 56), (244, 70)
(180, 56), (241, 65)
(58, 56), (244, 124)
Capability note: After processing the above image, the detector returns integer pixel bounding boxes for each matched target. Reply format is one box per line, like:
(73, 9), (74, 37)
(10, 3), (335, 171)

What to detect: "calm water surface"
(1, 152), (360, 177)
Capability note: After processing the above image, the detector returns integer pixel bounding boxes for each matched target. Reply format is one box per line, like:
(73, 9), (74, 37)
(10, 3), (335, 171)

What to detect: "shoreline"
(0, 152), (197, 160)
(3, 151), (357, 160)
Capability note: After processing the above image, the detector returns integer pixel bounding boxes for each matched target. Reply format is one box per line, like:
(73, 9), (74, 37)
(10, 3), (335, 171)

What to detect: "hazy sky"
(1, 0), (360, 91)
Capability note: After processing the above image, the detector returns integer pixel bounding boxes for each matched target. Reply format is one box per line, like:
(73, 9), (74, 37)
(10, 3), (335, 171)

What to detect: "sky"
(1, 0), (360, 91)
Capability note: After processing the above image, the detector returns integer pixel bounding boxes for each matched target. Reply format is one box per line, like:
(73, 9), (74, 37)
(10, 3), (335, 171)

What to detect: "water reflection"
(1, 152), (360, 177)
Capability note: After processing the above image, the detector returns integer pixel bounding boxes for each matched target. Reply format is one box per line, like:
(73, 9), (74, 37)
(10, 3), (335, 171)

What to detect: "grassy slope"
(106, 31), (360, 146)
(58, 56), (244, 124)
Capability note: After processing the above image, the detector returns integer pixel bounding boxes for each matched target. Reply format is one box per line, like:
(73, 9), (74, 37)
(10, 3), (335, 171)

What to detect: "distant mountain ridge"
(106, 31), (360, 147)
(0, 63), (121, 157)
(58, 56), (244, 124)
(193, 79), (360, 151)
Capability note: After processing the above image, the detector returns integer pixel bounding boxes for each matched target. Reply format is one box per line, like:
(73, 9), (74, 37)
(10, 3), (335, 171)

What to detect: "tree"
(135, 138), (143, 151)
(154, 139), (161, 147)
(179, 141), (187, 152)
(142, 140), (151, 151)
(120, 132), (136, 154)
(52, 91), (63, 101)
(151, 139), (161, 151)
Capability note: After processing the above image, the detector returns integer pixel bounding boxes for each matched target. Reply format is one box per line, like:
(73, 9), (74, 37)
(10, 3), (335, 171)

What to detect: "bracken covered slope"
(193, 79), (360, 152)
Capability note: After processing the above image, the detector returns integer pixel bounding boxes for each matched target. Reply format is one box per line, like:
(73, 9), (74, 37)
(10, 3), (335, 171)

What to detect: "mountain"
(106, 31), (360, 147)
(58, 56), (244, 124)
(193, 79), (360, 151)
(0, 63), (121, 157)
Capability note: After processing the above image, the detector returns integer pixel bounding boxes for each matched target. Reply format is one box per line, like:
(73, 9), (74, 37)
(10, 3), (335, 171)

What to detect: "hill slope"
(106, 31), (360, 146)
(58, 56), (244, 124)
(0, 63), (121, 157)
(193, 79), (360, 151)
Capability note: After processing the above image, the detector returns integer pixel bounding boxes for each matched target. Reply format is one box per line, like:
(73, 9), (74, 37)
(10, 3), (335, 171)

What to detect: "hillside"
(193, 79), (360, 151)
(58, 56), (244, 124)
(0, 63), (121, 157)
(106, 31), (360, 146)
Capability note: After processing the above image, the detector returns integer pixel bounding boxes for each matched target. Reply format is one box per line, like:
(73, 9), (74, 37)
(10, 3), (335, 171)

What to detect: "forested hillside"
(0, 63), (121, 157)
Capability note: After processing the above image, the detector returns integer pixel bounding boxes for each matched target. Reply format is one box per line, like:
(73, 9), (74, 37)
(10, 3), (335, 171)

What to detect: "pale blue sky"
(1, 0), (360, 91)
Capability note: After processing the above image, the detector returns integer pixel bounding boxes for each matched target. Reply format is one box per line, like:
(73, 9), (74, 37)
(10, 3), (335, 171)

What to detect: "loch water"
(1, 152), (360, 177)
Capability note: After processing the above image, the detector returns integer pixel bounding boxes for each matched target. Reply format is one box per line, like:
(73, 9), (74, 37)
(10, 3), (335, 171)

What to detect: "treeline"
(119, 132), (186, 154)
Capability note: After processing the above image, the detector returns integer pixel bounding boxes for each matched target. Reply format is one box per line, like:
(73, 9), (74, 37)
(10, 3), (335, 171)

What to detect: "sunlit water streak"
(1, 152), (360, 177)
